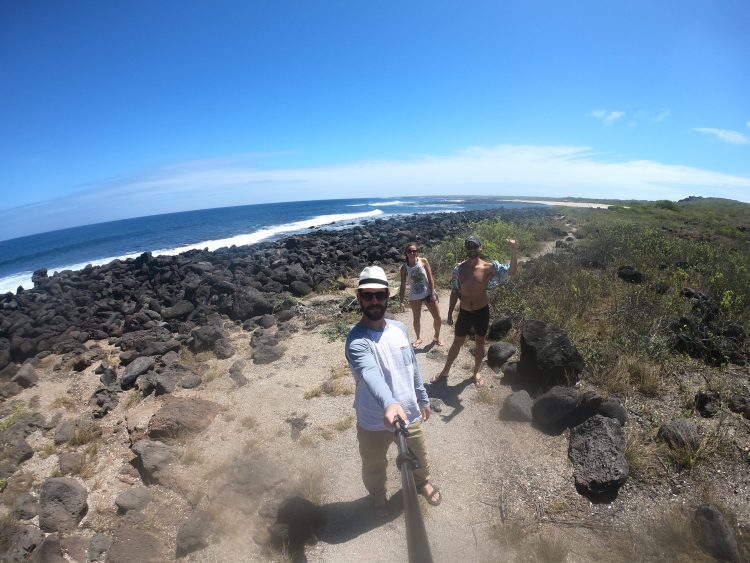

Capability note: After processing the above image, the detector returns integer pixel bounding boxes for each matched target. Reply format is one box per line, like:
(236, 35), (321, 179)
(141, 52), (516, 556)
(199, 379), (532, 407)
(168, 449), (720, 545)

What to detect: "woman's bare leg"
(426, 299), (442, 345)
(409, 300), (423, 347)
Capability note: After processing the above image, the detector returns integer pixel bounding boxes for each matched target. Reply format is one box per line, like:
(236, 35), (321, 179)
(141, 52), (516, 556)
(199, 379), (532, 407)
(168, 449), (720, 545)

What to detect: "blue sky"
(1, 1), (749, 240)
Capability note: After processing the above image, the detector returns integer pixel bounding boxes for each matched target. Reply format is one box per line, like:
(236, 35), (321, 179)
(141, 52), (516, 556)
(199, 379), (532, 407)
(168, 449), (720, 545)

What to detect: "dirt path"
(300, 288), (572, 563)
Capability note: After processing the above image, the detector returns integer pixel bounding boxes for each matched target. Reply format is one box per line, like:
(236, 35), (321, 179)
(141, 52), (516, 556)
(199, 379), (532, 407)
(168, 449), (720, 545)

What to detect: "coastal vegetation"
(425, 198), (749, 558)
(429, 197), (749, 383)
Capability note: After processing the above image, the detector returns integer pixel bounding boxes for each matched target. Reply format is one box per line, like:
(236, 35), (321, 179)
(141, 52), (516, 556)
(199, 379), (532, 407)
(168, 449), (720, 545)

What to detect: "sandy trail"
(302, 289), (570, 563)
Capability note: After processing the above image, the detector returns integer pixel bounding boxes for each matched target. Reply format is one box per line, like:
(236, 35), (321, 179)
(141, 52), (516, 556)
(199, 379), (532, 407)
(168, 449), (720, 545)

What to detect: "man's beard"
(363, 302), (387, 321)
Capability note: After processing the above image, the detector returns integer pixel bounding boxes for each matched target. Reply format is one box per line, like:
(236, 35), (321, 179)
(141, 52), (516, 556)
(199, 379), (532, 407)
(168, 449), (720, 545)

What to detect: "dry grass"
(82, 505), (113, 533)
(304, 372), (354, 399)
(69, 424), (102, 447)
(624, 430), (664, 480)
(297, 433), (317, 449)
(667, 418), (732, 471)
(320, 378), (353, 396)
(179, 349), (215, 367)
(475, 386), (498, 405)
(329, 363), (350, 379)
(0, 402), (27, 432)
(533, 532), (570, 563)
(491, 518), (534, 550)
(543, 490), (588, 517)
(330, 415), (355, 431)
(73, 458), (98, 479)
(241, 416), (257, 429)
(296, 460), (327, 505)
(595, 354), (663, 396)
(641, 505), (706, 561)
(123, 390), (141, 409)
(303, 387), (322, 400)
(35, 441), (58, 460)
(181, 446), (204, 466)
(38, 354), (58, 369)
(202, 366), (225, 383)
(319, 415), (355, 440)
(51, 396), (77, 411)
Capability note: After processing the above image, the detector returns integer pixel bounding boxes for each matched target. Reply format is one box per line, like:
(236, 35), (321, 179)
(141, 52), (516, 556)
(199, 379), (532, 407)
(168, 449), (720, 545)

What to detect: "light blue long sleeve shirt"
(345, 319), (429, 431)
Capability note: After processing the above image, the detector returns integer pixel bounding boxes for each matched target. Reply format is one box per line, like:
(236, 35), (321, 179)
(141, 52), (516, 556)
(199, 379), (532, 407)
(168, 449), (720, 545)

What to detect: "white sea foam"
(371, 200), (414, 206)
(347, 200), (414, 207)
(0, 272), (37, 295)
(146, 209), (382, 255)
(0, 209), (383, 295)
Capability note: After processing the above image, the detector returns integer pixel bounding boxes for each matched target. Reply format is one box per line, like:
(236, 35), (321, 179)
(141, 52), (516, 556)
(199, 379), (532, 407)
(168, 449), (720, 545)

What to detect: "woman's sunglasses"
(406, 249), (417, 254)
(359, 291), (389, 302)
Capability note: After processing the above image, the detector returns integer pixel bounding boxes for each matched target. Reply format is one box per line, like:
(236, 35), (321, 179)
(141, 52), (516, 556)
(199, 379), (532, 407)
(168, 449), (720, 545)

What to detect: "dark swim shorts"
(454, 305), (490, 338)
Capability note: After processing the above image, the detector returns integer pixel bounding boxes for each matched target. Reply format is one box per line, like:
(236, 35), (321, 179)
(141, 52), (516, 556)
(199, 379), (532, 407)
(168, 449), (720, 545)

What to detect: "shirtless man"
(431, 235), (517, 386)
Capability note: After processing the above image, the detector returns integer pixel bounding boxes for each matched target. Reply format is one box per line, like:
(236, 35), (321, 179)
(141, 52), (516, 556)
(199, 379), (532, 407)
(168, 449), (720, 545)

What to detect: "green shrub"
(322, 318), (351, 342)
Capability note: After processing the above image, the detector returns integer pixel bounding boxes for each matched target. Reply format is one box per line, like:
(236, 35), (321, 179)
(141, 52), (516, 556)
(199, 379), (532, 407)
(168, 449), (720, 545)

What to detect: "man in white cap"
(346, 265), (441, 516)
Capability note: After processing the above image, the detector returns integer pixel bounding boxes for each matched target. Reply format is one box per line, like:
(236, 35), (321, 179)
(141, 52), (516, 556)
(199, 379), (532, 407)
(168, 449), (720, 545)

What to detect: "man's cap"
(346, 265), (398, 297)
(358, 265), (390, 290)
(465, 235), (482, 247)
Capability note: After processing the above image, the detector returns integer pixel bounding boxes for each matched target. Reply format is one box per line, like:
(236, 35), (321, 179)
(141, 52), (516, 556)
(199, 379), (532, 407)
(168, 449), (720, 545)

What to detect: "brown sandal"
(420, 484), (442, 506)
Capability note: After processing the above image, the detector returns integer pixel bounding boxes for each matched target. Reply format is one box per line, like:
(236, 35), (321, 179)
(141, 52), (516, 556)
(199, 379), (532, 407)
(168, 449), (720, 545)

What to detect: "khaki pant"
(357, 420), (431, 498)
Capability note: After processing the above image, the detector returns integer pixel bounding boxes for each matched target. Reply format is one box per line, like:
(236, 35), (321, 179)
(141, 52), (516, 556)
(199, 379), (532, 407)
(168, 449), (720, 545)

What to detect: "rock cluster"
(0, 208), (550, 399)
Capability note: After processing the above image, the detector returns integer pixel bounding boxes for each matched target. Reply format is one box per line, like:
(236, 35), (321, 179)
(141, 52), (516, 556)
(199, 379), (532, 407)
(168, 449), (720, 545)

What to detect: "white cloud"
(591, 110), (625, 125)
(693, 128), (750, 145)
(653, 109), (671, 122)
(2, 144), (750, 240)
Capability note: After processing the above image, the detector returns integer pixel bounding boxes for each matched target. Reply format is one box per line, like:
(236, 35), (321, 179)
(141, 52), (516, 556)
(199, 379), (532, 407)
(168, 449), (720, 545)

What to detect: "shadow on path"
(413, 341), (439, 355)
(317, 491), (405, 545)
(425, 378), (474, 423)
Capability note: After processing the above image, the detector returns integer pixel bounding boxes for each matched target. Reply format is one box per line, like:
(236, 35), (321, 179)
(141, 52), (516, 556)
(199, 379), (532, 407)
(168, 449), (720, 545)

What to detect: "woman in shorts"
(398, 242), (442, 347)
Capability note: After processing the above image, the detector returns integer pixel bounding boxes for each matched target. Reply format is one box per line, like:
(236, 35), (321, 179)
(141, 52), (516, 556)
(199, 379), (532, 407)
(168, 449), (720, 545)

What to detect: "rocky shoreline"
(0, 207), (553, 389)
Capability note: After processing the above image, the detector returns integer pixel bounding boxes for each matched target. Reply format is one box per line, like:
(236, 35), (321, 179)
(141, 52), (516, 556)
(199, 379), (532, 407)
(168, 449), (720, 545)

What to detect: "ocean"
(0, 196), (538, 294)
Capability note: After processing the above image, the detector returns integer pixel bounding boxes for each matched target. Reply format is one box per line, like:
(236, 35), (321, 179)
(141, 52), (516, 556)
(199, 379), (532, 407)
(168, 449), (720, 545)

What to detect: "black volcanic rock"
(0, 208), (554, 369)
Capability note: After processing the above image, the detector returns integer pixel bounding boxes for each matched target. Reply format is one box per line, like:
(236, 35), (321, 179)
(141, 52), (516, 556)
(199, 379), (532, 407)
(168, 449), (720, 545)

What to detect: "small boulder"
(657, 419), (700, 450)
(13, 493), (38, 520)
(487, 342), (516, 369)
(487, 315), (512, 340)
(692, 504), (741, 562)
(695, 390), (720, 418)
(11, 364), (38, 388)
(130, 439), (177, 485)
(568, 415), (628, 495)
(107, 525), (165, 562)
(531, 386), (580, 429)
(87, 533), (112, 563)
(617, 266), (644, 284)
(115, 487), (151, 514)
(147, 398), (219, 442)
(598, 399), (628, 426)
(499, 390), (533, 422)
(121, 357), (155, 390)
(38, 477), (88, 532)
(518, 320), (583, 390)
(175, 510), (211, 558)
(58, 452), (84, 475)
